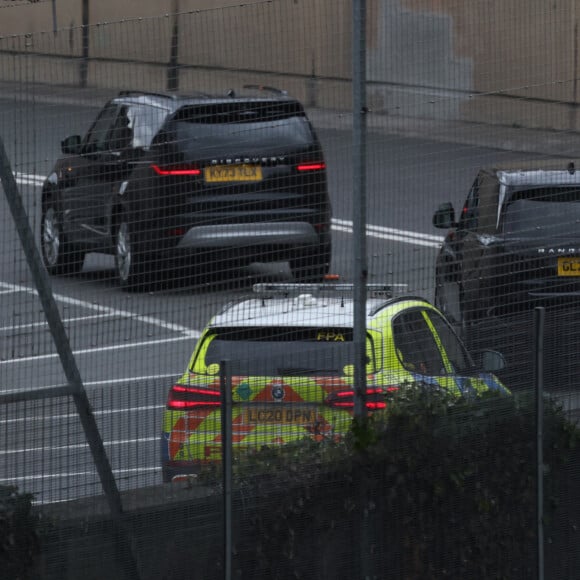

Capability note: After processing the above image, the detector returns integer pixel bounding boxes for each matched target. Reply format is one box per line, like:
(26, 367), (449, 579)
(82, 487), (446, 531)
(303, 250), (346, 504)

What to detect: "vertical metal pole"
(534, 307), (545, 580)
(80, 0), (89, 87)
(353, 5), (372, 577)
(167, 0), (180, 91)
(352, 0), (368, 420)
(220, 361), (233, 580)
(52, 0), (58, 34)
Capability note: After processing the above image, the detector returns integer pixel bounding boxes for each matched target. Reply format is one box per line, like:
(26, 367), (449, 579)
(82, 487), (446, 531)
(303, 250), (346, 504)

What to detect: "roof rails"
(252, 283), (408, 299)
(118, 90), (178, 100)
(242, 84), (289, 96)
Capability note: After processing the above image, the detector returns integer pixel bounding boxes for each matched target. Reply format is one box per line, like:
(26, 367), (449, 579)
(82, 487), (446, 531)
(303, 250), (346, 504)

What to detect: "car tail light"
(151, 164), (202, 176)
(325, 386), (398, 411)
(167, 384), (221, 410)
(296, 162), (326, 172)
(166, 227), (186, 237)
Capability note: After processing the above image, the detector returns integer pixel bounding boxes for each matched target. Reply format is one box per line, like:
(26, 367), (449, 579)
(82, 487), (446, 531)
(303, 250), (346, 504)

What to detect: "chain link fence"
(1, 1), (580, 578)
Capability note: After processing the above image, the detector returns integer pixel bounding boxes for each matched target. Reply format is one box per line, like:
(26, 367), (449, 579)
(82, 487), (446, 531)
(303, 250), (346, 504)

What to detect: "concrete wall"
(0, 1), (579, 136)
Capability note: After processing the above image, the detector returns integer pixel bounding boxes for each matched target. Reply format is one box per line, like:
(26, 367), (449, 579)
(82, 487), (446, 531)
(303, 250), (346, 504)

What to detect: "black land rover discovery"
(40, 87), (332, 290)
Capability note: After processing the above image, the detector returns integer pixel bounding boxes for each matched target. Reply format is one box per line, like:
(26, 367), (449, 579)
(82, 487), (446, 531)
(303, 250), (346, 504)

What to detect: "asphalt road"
(0, 94), (575, 503)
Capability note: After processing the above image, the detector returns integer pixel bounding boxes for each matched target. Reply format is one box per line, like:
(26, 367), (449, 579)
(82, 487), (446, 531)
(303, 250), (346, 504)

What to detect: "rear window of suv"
(193, 327), (377, 376)
(503, 186), (580, 235)
(173, 101), (306, 124)
(168, 101), (315, 152)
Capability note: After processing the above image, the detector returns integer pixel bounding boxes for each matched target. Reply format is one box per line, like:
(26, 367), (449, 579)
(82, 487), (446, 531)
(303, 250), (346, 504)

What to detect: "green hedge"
(223, 385), (580, 579)
(0, 485), (40, 579)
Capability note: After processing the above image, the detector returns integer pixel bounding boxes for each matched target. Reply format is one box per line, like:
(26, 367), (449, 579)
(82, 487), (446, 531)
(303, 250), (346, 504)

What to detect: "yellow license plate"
(204, 164), (262, 182)
(557, 256), (580, 276)
(244, 407), (315, 424)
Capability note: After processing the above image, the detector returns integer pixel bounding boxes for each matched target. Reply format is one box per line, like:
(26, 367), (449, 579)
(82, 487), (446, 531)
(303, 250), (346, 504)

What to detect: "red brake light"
(296, 162), (326, 172)
(167, 384), (221, 410)
(151, 164), (202, 176)
(325, 387), (393, 411)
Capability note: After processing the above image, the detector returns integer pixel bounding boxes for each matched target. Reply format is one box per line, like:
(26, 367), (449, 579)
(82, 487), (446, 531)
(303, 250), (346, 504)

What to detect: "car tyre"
(115, 219), (152, 292)
(290, 244), (331, 283)
(41, 202), (85, 275)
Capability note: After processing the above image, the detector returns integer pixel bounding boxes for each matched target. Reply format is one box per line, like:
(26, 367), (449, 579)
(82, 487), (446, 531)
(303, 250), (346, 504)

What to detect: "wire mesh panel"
(1, 0), (580, 579)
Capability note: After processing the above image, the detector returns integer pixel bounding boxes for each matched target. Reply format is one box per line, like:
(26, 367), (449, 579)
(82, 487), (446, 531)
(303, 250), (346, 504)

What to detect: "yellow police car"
(161, 284), (508, 482)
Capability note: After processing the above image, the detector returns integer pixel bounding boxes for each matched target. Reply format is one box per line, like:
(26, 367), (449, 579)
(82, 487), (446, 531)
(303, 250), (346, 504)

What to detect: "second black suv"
(40, 87), (332, 289)
(433, 159), (580, 325)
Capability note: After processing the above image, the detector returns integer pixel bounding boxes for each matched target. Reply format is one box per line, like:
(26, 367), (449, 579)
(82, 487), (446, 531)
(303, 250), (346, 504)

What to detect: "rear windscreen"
(196, 327), (371, 376)
(503, 186), (580, 236)
(173, 101), (305, 124)
(167, 101), (315, 153)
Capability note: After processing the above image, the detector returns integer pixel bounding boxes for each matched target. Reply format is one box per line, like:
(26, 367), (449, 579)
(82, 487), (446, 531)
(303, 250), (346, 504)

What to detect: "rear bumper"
(483, 277), (580, 316)
(176, 222), (319, 249)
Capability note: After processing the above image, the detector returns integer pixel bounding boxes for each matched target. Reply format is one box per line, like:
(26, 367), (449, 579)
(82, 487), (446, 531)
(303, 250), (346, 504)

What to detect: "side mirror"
(476, 349), (506, 373)
(61, 135), (82, 155)
(433, 202), (456, 229)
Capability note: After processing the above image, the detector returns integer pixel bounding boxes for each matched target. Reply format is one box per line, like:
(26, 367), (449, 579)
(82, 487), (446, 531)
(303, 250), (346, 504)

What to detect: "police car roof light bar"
(252, 283), (408, 297)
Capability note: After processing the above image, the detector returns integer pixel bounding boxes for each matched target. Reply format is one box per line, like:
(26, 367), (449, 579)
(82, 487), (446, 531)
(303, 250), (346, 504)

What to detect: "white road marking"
(0, 280), (200, 365)
(332, 217), (443, 248)
(13, 172), (44, 186)
(0, 466), (160, 483)
(0, 436), (159, 456)
(0, 280), (198, 336)
(0, 335), (194, 365)
(0, 403), (166, 425)
(0, 312), (118, 333)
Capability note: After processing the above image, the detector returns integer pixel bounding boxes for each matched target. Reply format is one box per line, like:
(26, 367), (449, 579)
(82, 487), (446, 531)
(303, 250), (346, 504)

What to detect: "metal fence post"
(352, 0), (368, 420)
(81, 0), (90, 87)
(167, 0), (180, 91)
(534, 307), (545, 580)
(220, 360), (233, 580)
(352, 3), (374, 578)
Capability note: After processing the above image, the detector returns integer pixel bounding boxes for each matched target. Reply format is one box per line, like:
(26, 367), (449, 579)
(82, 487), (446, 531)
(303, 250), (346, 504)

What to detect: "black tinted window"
(459, 178), (480, 230)
(165, 101), (315, 154)
(84, 104), (119, 152)
(503, 186), (580, 235)
(197, 327), (374, 376)
(426, 311), (471, 373)
(173, 101), (305, 124)
(392, 310), (445, 375)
